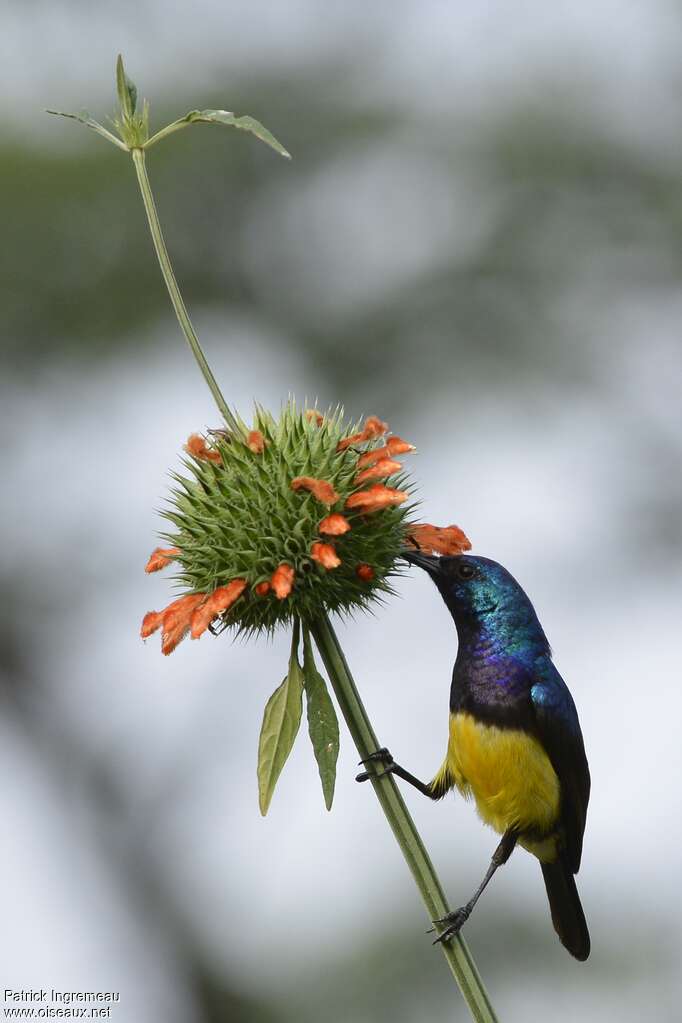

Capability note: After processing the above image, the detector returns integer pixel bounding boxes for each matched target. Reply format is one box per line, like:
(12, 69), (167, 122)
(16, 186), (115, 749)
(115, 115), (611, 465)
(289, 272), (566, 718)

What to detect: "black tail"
(541, 859), (590, 961)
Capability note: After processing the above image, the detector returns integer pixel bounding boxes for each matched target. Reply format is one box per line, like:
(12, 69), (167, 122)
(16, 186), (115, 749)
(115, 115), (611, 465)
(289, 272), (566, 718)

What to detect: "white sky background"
(3, 1), (682, 135)
(2, 3), (682, 1021)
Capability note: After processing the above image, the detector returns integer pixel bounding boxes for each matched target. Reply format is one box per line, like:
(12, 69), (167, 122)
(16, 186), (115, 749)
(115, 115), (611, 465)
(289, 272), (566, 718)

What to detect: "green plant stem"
(130, 143), (498, 1023)
(310, 615), (499, 1023)
(130, 147), (242, 435)
(145, 118), (194, 148)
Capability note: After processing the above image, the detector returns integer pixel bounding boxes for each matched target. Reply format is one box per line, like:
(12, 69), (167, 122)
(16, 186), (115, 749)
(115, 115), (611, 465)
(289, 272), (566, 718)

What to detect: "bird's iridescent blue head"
(403, 551), (549, 653)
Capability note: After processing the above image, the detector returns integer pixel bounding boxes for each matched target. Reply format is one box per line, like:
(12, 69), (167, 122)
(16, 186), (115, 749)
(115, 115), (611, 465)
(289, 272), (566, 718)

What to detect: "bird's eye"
(456, 563), (475, 580)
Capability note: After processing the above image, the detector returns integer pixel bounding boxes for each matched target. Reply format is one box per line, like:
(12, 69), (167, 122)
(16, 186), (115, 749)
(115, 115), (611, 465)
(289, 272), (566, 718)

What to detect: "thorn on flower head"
(311, 542), (341, 570)
(271, 563), (295, 599)
(318, 514), (351, 536)
(354, 458), (403, 484)
(407, 523), (472, 556)
(144, 547), (180, 573)
(346, 484), (408, 513)
(291, 476), (340, 505)
(185, 433), (221, 463)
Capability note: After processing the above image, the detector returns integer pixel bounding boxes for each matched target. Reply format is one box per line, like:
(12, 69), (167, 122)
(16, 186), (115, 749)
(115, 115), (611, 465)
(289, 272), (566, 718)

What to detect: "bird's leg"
(355, 748), (439, 799)
(432, 830), (518, 944)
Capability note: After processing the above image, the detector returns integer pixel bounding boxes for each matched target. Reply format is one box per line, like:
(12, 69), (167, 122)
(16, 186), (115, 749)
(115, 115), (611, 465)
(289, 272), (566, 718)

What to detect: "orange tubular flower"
(185, 433), (222, 463)
(142, 582), (249, 652)
(190, 579), (248, 639)
(144, 547), (180, 573)
(155, 594), (207, 655)
(346, 484), (408, 513)
(271, 563), (295, 599)
(364, 415), (388, 435)
(356, 563), (374, 582)
(141, 610), (163, 638)
(354, 458), (403, 485)
(311, 542), (341, 570)
(386, 436), (416, 457)
(254, 581), (271, 597)
(336, 414), (389, 452)
(290, 476), (340, 505)
(357, 436), (416, 468)
(189, 602), (217, 640)
(357, 446), (387, 468)
(305, 409), (324, 426)
(247, 430), (265, 454)
(407, 523), (472, 556)
(318, 513), (351, 536)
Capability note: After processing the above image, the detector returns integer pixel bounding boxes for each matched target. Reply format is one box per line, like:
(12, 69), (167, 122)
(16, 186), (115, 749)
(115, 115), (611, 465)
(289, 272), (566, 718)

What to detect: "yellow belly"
(438, 712), (561, 860)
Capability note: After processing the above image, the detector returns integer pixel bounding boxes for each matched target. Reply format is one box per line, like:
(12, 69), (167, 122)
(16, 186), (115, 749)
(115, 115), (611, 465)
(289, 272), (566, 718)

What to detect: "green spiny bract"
(158, 402), (417, 635)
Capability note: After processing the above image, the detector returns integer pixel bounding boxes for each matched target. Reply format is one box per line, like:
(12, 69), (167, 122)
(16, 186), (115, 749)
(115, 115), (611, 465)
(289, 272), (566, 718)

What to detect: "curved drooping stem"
(131, 147), (242, 436)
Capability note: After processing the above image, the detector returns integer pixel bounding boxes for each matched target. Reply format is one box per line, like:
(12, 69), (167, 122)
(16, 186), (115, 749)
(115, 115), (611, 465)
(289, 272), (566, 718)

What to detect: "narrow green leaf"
(146, 108), (291, 158)
(302, 628), (340, 810)
(46, 109), (128, 151)
(191, 110), (290, 157)
(116, 54), (138, 117)
(257, 629), (304, 815)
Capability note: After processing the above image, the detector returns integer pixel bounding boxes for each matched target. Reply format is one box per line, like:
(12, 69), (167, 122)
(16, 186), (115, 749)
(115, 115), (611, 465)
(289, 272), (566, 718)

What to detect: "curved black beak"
(401, 549), (441, 578)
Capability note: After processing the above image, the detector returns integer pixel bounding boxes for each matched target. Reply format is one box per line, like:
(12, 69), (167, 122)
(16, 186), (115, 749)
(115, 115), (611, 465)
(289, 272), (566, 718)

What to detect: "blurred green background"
(2, 3), (681, 1021)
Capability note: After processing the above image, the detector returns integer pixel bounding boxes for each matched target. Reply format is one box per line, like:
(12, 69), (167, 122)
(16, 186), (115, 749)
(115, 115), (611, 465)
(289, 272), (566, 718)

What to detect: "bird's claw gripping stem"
(359, 747), (394, 767)
(431, 906), (472, 945)
(355, 747), (395, 783)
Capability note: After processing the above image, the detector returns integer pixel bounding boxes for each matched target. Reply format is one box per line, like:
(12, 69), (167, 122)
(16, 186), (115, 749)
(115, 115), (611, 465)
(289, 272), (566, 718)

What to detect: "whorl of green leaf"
(112, 55), (149, 148)
(48, 53), (288, 160)
(159, 401), (416, 635)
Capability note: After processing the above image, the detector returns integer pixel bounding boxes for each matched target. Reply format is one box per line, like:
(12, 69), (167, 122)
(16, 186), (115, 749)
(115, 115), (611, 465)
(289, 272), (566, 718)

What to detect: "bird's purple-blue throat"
(357, 551), (591, 960)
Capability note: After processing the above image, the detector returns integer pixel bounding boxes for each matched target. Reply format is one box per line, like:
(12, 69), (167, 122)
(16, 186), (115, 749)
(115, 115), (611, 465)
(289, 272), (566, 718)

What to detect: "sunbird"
(357, 552), (591, 960)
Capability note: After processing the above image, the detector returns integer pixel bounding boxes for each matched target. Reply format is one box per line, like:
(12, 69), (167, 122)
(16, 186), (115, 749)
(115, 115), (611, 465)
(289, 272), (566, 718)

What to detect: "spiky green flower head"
(141, 401), (419, 653)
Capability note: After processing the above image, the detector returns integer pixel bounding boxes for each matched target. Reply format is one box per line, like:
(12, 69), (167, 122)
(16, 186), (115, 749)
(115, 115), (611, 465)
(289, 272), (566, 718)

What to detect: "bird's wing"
(530, 659), (590, 873)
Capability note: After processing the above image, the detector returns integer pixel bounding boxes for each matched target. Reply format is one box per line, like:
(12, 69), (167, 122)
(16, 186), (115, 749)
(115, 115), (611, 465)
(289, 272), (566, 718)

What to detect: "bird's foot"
(355, 747), (394, 783)
(431, 905), (471, 945)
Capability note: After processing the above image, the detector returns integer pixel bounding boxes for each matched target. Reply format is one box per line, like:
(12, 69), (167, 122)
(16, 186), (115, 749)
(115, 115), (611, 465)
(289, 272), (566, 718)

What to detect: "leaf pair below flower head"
(257, 621), (340, 815)
(302, 628), (340, 811)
